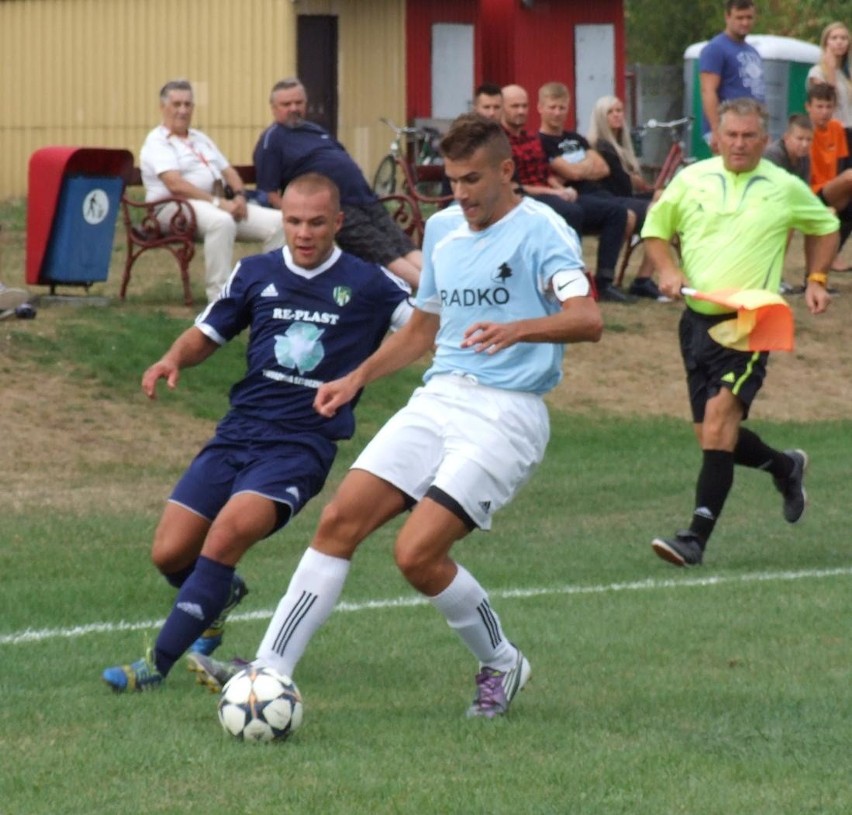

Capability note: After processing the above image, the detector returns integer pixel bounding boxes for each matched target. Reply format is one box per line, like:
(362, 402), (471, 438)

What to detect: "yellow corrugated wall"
(0, 0), (405, 197)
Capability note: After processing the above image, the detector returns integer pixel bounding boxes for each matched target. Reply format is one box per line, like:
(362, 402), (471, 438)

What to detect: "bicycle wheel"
(372, 155), (397, 195)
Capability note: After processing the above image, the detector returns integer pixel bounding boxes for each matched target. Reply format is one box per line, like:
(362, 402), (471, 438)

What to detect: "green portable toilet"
(684, 34), (820, 160)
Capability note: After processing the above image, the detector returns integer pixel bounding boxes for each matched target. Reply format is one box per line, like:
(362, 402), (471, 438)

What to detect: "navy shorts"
(169, 434), (337, 535)
(679, 308), (768, 423)
(339, 202), (416, 266)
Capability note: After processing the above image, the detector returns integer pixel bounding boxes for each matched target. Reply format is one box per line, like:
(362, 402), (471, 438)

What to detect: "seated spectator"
(586, 96), (655, 198)
(254, 78), (421, 288)
(763, 114), (812, 183)
(141, 80), (285, 303)
(472, 82), (503, 121)
(500, 83), (632, 302)
(585, 94), (669, 301)
(807, 83), (852, 264)
(806, 21), (852, 165)
(763, 115), (817, 290)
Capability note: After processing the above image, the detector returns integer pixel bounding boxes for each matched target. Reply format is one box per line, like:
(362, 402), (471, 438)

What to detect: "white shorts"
(352, 373), (550, 530)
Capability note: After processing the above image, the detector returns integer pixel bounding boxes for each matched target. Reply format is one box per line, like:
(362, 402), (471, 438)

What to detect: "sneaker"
(466, 648), (531, 718)
(0, 285), (30, 320)
(597, 282), (636, 303)
(186, 652), (248, 692)
(188, 572), (249, 656)
(651, 531), (704, 567)
(102, 648), (164, 693)
(629, 276), (671, 302)
(773, 449), (808, 523)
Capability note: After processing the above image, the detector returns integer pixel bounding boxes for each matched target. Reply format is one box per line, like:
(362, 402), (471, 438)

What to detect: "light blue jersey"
(416, 197), (584, 394)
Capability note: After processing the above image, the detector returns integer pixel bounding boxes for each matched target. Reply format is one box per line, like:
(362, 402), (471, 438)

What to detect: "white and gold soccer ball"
(217, 666), (303, 743)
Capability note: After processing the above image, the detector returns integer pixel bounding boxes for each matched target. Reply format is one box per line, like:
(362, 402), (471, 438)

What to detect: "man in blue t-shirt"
(254, 78), (422, 289)
(699, 0), (765, 151)
(102, 173), (412, 693)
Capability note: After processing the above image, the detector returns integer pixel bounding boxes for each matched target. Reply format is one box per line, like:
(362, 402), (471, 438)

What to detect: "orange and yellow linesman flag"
(682, 287), (795, 352)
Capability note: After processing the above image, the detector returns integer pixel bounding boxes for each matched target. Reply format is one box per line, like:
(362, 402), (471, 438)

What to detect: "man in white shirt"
(141, 80), (284, 302)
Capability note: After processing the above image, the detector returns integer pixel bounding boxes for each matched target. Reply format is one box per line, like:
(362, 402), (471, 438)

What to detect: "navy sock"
(734, 427), (791, 479)
(154, 556), (234, 676)
(689, 449), (734, 545)
(163, 561), (196, 589)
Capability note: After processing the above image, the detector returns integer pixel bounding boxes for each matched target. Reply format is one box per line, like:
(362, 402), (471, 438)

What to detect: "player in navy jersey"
(190, 115), (603, 719)
(102, 173), (412, 693)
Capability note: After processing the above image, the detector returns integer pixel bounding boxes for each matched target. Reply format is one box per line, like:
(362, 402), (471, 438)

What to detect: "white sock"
(255, 548), (350, 679)
(429, 564), (517, 671)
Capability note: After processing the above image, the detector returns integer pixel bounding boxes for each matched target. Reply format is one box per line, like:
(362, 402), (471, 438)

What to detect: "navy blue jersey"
(196, 246), (410, 442)
(254, 122), (376, 206)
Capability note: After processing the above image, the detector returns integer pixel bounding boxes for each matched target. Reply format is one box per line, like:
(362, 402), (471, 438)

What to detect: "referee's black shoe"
(651, 531), (703, 567)
(773, 449), (808, 524)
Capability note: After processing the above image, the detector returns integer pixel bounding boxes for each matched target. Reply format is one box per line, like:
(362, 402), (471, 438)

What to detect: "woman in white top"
(807, 22), (852, 132)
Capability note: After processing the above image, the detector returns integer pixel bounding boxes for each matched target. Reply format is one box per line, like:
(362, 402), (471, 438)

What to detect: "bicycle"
(372, 117), (446, 200)
(615, 116), (694, 287)
(632, 115), (695, 190)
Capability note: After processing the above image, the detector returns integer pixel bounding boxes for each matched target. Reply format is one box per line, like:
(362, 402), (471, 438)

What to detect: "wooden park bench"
(119, 164), (256, 307)
(119, 166), (423, 306)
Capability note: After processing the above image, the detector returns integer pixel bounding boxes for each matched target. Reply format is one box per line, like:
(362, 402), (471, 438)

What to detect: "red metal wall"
(408, 0), (625, 130)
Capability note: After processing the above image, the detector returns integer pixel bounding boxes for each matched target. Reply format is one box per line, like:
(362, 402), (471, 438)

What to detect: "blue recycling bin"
(27, 147), (134, 292)
(41, 175), (124, 284)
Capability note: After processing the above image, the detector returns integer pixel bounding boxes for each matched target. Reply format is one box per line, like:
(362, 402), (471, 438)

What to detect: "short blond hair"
(538, 81), (570, 104)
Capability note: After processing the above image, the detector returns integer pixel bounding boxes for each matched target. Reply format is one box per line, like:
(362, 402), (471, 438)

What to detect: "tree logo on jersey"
(493, 263), (513, 284)
(333, 286), (352, 307)
(274, 322), (326, 373)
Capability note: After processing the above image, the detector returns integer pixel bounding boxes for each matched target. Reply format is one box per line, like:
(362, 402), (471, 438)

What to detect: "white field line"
(2, 566), (850, 647)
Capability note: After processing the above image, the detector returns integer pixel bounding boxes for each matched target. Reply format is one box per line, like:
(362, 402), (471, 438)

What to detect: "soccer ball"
(217, 666), (303, 743)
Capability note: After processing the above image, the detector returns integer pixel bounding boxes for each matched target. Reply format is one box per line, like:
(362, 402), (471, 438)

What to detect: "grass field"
(1, 201), (850, 814)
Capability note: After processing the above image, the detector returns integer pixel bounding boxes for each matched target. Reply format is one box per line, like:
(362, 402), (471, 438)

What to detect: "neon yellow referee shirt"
(642, 156), (839, 315)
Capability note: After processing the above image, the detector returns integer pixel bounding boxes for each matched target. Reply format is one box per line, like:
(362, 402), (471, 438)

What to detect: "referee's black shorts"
(678, 308), (769, 423)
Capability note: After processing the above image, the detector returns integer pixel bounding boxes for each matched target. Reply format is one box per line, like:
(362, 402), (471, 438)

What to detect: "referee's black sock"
(689, 449), (735, 545)
(733, 427), (792, 479)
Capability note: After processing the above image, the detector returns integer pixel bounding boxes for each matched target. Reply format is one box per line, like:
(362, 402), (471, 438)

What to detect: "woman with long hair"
(808, 23), (851, 269)
(587, 95), (654, 198)
(807, 22), (852, 134)
(587, 95), (668, 300)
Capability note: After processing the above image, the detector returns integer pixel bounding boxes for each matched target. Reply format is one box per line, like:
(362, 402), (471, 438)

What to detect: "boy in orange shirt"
(807, 83), (851, 265)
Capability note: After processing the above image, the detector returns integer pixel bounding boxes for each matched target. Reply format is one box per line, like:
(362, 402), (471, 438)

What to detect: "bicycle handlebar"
(379, 117), (422, 137)
(644, 116), (694, 130)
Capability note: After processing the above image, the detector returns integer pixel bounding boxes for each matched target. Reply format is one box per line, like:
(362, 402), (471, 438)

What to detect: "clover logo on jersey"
(333, 286), (352, 307)
(274, 322), (326, 373)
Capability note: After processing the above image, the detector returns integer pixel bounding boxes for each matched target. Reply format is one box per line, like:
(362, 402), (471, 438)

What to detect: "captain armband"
(550, 269), (591, 302)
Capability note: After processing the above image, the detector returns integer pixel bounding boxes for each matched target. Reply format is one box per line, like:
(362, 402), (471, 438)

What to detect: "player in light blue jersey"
(190, 115), (603, 719)
(102, 174), (411, 693)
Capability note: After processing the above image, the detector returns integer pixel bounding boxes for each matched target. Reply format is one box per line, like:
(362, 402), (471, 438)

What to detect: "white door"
(431, 23), (474, 119)
(574, 24), (615, 134)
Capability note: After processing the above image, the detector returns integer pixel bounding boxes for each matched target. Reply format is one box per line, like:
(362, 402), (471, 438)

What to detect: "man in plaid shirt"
(501, 84), (632, 302)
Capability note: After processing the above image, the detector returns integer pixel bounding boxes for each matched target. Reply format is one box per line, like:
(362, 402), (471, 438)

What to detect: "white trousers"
(159, 201), (284, 302)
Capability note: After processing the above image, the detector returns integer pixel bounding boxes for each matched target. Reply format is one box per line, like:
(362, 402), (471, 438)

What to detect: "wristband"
(233, 190), (247, 199)
(806, 271), (828, 286)
(211, 196), (220, 208)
